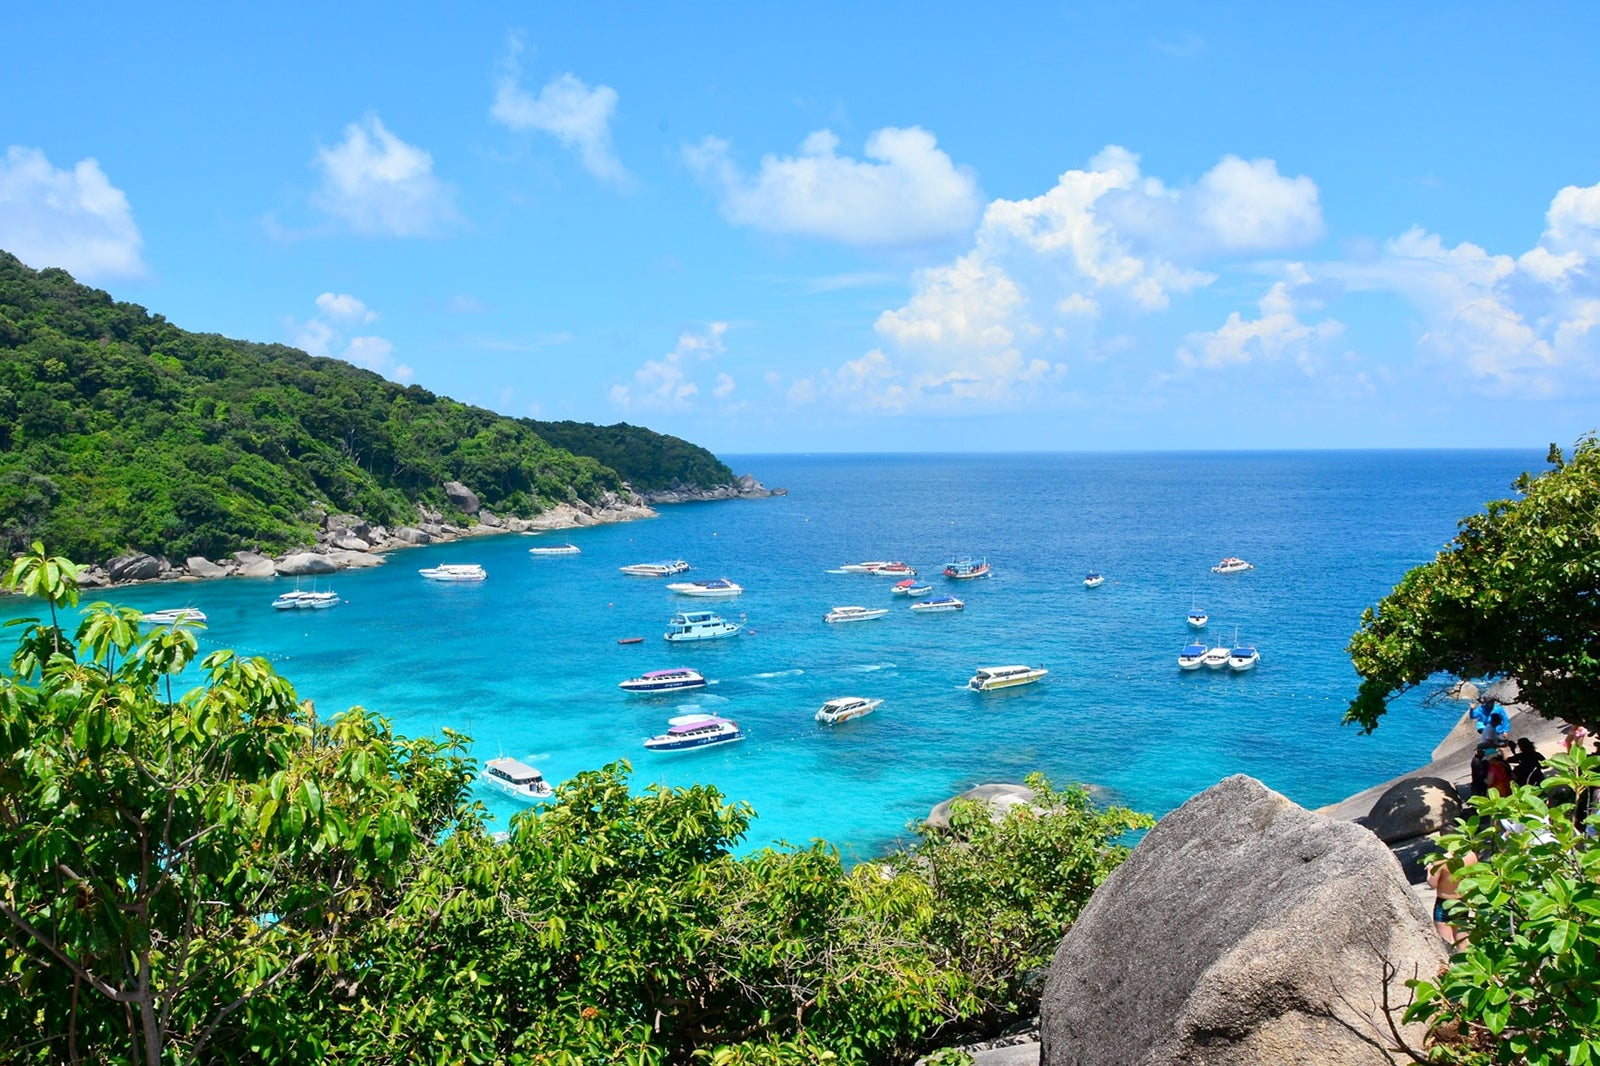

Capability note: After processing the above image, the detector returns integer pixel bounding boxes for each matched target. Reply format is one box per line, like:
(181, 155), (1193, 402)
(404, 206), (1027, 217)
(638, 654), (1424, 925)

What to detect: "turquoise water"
(3, 451), (1539, 858)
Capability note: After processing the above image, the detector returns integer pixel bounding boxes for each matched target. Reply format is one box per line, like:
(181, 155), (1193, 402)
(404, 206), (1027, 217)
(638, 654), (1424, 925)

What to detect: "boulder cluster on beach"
(67, 475), (780, 589)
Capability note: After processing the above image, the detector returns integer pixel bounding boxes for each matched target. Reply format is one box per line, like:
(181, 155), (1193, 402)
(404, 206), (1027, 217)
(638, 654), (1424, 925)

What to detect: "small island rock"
(1039, 775), (1444, 1066)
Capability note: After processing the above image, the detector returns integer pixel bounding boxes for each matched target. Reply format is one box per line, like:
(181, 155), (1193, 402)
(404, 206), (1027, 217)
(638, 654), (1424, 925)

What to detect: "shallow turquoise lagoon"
(4, 451), (1540, 858)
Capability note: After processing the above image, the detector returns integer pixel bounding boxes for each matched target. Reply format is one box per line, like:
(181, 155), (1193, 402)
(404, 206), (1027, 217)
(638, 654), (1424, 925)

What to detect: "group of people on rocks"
(1428, 699), (1595, 946)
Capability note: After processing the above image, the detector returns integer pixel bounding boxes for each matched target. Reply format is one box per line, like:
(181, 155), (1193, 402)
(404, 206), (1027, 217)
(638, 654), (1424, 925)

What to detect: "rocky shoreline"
(59, 475), (781, 591)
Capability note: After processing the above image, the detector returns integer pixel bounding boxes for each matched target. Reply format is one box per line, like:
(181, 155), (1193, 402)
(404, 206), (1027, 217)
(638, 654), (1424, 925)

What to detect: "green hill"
(0, 252), (735, 563)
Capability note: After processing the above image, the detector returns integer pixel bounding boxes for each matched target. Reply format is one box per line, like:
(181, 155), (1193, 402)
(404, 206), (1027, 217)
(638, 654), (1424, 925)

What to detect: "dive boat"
(910, 596), (964, 613)
(420, 563), (486, 581)
(1178, 643), (1208, 670)
(666, 578), (744, 598)
(869, 562), (917, 577)
(968, 664), (1048, 691)
(142, 608), (207, 626)
(528, 543), (581, 556)
(944, 557), (991, 579)
(1228, 645), (1261, 672)
(815, 696), (883, 725)
(892, 579), (933, 596)
(1084, 572), (1105, 588)
(619, 560), (691, 577)
(663, 610), (742, 642)
(619, 667), (708, 693)
(1211, 557), (1253, 574)
(824, 605), (889, 623)
(274, 589), (339, 610)
(272, 590), (313, 610)
(1201, 645), (1231, 669)
(643, 713), (745, 752)
(482, 757), (554, 802)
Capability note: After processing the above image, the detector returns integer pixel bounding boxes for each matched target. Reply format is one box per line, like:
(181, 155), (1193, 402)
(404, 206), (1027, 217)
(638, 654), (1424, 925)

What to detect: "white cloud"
(1191, 156), (1324, 251)
(311, 116), (456, 236)
(685, 126), (981, 245)
(491, 35), (627, 185)
(610, 322), (729, 411)
(287, 294), (412, 383)
(1178, 264), (1345, 369)
(0, 146), (145, 281)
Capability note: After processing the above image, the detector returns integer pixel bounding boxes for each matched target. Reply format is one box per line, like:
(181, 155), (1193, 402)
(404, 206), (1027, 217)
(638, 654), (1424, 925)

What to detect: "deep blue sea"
(2, 451), (1541, 858)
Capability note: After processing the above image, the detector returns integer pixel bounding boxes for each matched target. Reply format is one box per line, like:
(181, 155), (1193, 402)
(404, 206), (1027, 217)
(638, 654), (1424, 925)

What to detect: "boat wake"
(849, 662), (898, 673)
(751, 668), (805, 680)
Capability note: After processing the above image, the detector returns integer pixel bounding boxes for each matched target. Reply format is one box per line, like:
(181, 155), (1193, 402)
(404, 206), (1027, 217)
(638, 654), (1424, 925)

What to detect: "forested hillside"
(0, 253), (732, 562)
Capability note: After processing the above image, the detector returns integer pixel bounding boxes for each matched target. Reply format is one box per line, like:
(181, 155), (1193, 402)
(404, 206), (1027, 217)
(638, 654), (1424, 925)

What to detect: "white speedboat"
(666, 578), (743, 598)
(273, 589), (339, 610)
(420, 563), (486, 581)
(619, 668), (708, 693)
(643, 714), (745, 751)
(1084, 572), (1105, 588)
(944, 557), (991, 579)
(910, 596), (964, 612)
(272, 590), (312, 610)
(1228, 645), (1261, 672)
(969, 664), (1048, 691)
(1211, 557), (1253, 574)
(1178, 643), (1208, 670)
(838, 561), (895, 573)
(619, 560), (690, 577)
(482, 757), (554, 802)
(1201, 645), (1231, 669)
(869, 562), (917, 577)
(815, 696), (883, 725)
(528, 543), (581, 556)
(1187, 608), (1209, 628)
(824, 605), (889, 623)
(892, 579), (934, 596)
(663, 610), (741, 642)
(142, 608), (207, 626)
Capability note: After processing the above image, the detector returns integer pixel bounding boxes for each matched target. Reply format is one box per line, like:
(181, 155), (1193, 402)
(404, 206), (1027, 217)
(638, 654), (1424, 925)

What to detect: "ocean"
(2, 450), (1540, 859)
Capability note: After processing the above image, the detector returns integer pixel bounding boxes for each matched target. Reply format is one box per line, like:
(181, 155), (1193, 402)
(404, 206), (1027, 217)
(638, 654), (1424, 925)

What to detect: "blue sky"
(3, 4), (1598, 453)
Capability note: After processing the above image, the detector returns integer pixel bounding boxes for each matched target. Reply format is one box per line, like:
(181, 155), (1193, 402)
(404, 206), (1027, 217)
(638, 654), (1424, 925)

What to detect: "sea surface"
(3, 451), (1542, 858)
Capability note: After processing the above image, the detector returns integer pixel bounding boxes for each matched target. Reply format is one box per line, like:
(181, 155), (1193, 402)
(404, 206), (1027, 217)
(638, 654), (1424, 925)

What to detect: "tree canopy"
(1345, 436), (1600, 732)
(0, 252), (734, 564)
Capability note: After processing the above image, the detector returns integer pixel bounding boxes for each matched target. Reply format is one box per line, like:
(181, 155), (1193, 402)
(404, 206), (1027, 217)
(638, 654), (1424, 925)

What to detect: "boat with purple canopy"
(619, 668), (708, 694)
(643, 713), (745, 752)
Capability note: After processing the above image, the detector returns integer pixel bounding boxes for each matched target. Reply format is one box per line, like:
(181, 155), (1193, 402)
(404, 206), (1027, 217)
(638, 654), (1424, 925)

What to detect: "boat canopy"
(486, 757), (544, 784)
(1182, 644), (1208, 655)
(641, 669), (694, 679)
(668, 717), (731, 734)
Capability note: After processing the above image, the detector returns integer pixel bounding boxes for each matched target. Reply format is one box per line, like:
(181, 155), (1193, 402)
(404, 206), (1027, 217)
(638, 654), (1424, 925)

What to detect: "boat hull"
(663, 626), (741, 642)
(620, 677), (708, 693)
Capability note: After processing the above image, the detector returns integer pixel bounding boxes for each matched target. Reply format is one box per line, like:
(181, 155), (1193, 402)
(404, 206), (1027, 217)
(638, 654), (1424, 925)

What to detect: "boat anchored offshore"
(420, 563), (486, 581)
(824, 605), (889, 623)
(481, 757), (554, 802)
(663, 610), (742, 642)
(619, 560), (691, 577)
(528, 543), (581, 556)
(272, 589), (339, 610)
(910, 596), (964, 613)
(1084, 572), (1105, 588)
(619, 668), (708, 694)
(815, 696), (883, 725)
(1211, 557), (1253, 574)
(944, 557), (991, 579)
(666, 578), (744, 598)
(838, 561), (895, 573)
(1201, 645), (1232, 669)
(1228, 644), (1261, 672)
(869, 562), (917, 577)
(142, 608), (207, 626)
(1178, 643), (1208, 670)
(1187, 606), (1209, 628)
(969, 664), (1048, 691)
(644, 713), (746, 752)
(893, 579), (934, 596)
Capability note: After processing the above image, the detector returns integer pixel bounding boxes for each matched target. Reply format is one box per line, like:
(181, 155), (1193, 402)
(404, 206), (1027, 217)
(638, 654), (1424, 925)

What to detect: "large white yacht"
(666, 578), (744, 598)
(663, 610), (742, 642)
(481, 757), (554, 802)
(419, 563), (486, 581)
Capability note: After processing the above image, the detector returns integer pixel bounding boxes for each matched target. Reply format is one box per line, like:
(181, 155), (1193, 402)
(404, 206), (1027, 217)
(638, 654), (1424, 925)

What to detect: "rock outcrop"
(185, 556), (227, 579)
(443, 481), (481, 515)
(108, 552), (164, 582)
(232, 551), (278, 578)
(275, 552), (338, 576)
(1359, 776), (1461, 844)
(926, 783), (1039, 831)
(1039, 775), (1444, 1066)
(641, 473), (785, 504)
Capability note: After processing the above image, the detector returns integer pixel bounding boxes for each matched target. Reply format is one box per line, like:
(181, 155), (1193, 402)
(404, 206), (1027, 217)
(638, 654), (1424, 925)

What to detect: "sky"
(2, 4), (1598, 454)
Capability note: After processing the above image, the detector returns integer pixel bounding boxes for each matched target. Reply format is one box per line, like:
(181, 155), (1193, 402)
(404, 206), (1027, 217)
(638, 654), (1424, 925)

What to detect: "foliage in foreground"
(1345, 435), (1600, 733)
(1408, 750), (1600, 1066)
(0, 556), (1146, 1064)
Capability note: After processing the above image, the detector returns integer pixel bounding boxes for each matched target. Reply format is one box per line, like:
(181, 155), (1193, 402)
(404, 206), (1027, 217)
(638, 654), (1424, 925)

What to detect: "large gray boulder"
(185, 556), (228, 579)
(275, 552), (337, 576)
(1040, 775), (1445, 1066)
(231, 551), (278, 578)
(107, 552), (163, 582)
(323, 549), (384, 569)
(926, 783), (1038, 831)
(1359, 776), (1462, 844)
(391, 527), (432, 545)
(443, 481), (481, 515)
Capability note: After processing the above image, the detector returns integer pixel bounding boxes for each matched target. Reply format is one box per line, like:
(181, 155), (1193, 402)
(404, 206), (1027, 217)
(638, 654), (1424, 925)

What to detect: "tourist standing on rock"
(1484, 749), (1513, 798)
(1508, 738), (1546, 786)
(1564, 724), (1591, 753)
(1427, 852), (1478, 946)
(1469, 746), (1491, 798)
(1471, 698), (1511, 746)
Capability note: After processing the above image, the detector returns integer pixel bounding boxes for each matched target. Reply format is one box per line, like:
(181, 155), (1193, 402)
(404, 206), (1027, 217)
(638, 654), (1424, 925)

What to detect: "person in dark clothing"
(1469, 745), (1490, 798)
(1508, 738), (1546, 786)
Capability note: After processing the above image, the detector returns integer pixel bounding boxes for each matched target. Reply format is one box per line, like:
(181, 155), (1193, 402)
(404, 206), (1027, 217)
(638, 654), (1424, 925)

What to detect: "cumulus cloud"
(832, 145), (1322, 411)
(610, 322), (729, 411)
(0, 146), (145, 281)
(1178, 264), (1345, 370)
(311, 116), (457, 236)
(491, 35), (627, 185)
(685, 126), (981, 245)
(287, 293), (413, 383)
